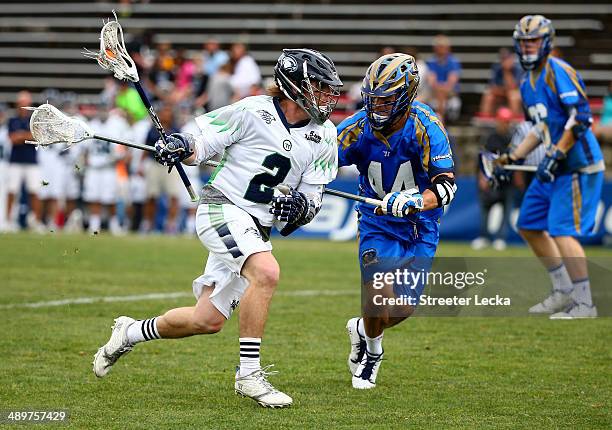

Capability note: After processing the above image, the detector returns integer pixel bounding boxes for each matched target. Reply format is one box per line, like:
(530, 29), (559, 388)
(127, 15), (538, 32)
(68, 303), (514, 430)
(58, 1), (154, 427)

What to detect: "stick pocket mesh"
(26, 104), (94, 147)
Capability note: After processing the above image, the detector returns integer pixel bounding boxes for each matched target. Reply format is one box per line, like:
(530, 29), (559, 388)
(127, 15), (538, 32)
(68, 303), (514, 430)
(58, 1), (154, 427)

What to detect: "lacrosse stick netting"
(26, 104), (94, 147)
(83, 11), (138, 82)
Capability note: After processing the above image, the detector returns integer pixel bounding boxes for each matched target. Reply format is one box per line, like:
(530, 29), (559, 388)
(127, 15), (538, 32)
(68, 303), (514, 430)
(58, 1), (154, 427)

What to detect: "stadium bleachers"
(1, 0), (610, 173)
(1, 1), (610, 110)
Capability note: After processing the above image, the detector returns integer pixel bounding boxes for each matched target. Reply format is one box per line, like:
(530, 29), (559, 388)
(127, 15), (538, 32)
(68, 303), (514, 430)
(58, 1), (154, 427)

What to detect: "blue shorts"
(358, 213), (439, 302)
(517, 172), (603, 237)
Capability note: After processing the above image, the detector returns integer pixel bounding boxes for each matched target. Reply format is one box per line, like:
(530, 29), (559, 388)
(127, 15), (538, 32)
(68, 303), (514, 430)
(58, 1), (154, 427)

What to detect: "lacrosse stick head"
(83, 10), (139, 82)
(478, 150), (498, 181)
(26, 103), (94, 148)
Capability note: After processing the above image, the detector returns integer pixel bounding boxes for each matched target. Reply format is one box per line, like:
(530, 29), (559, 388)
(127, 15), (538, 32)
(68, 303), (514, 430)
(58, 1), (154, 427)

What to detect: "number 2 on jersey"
(244, 153), (291, 203)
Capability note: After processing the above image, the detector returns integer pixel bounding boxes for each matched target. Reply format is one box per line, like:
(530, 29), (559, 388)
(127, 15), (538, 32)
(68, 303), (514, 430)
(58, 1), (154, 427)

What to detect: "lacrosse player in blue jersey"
(493, 15), (604, 319)
(338, 54), (457, 389)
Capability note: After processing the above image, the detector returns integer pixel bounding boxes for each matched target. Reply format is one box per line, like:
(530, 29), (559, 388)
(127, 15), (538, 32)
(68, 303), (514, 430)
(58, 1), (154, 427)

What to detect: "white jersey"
(86, 113), (130, 169)
(193, 95), (338, 226)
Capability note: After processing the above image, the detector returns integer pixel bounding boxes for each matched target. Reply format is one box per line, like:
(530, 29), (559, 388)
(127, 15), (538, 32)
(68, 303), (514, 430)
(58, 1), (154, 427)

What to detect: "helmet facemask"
(300, 75), (340, 124)
(363, 85), (413, 131)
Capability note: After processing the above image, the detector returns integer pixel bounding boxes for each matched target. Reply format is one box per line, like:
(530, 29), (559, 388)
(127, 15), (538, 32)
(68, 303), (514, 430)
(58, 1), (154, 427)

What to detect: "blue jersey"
(520, 56), (602, 173)
(337, 101), (454, 237)
(8, 115), (37, 164)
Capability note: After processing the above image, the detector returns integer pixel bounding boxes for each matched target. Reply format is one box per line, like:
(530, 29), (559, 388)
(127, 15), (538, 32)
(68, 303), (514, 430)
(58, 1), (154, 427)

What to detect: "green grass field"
(0, 233), (610, 429)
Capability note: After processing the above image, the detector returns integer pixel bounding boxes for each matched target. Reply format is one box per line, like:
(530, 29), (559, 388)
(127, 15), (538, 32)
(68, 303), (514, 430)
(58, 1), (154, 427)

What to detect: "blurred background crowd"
(0, 1), (611, 246)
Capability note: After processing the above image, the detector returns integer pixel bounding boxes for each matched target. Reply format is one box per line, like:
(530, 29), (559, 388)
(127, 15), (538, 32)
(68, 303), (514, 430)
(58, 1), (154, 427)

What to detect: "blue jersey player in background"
(339, 54), (457, 389)
(494, 15), (604, 319)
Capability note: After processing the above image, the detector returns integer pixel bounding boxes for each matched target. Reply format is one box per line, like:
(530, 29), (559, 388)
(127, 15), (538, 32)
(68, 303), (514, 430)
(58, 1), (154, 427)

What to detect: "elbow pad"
(564, 107), (592, 141)
(428, 175), (457, 207)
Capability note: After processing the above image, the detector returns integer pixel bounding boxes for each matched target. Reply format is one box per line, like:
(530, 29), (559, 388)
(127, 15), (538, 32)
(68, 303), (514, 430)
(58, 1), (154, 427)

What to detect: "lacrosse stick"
(479, 150), (536, 180)
(83, 11), (197, 202)
(27, 103), (385, 215)
(26, 103), (157, 154)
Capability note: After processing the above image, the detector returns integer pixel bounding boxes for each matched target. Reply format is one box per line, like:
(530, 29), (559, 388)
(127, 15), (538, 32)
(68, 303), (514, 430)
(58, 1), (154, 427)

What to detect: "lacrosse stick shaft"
(132, 82), (198, 202)
(84, 134), (386, 211)
(503, 165), (536, 172)
(95, 133), (155, 153)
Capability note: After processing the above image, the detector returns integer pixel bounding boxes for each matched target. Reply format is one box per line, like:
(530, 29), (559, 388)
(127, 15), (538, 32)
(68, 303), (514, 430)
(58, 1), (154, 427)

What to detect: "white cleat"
(352, 351), (384, 390)
(550, 303), (597, 319)
(528, 291), (572, 314)
(234, 365), (292, 408)
(346, 317), (366, 375)
(93, 316), (135, 378)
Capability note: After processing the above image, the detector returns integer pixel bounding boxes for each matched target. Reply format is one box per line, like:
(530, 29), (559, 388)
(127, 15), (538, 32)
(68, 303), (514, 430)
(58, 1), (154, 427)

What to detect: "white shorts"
(145, 160), (182, 199)
(60, 166), (81, 201)
(83, 167), (117, 204)
(129, 175), (147, 204)
(7, 163), (40, 194)
(38, 151), (63, 200)
(192, 203), (272, 319)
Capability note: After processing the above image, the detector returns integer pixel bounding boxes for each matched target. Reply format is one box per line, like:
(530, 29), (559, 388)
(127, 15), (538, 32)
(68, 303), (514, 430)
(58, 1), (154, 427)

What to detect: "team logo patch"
(281, 55), (298, 73)
(257, 109), (276, 124)
(244, 226), (261, 239)
(282, 139), (292, 151)
(230, 299), (240, 311)
(304, 130), (322, 144)
(361, 248), (379, 267)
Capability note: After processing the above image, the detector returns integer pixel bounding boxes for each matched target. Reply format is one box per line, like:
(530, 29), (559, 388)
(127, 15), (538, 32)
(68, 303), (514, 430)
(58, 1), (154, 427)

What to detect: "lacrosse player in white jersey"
(83, 104), (130, 235)
(93, 49), (342, 408)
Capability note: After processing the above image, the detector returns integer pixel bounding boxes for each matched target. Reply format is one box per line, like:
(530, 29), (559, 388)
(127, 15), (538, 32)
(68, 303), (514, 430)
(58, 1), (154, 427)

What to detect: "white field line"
(0, 289), (358, 310)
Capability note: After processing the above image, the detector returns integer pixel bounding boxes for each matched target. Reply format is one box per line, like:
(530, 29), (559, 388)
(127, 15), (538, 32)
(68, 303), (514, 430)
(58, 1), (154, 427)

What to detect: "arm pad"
(564, 107), (592, 141)
(428, 174), (457, 207)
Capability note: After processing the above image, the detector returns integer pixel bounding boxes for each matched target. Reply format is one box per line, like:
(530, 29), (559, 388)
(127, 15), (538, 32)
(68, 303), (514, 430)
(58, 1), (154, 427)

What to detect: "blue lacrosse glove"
(154, 133), (195, 167)
(269, 188), (308, 224)
(490, 152), (523, 189)
(381, 188), (424, 218)
(536, 147), (566, 183)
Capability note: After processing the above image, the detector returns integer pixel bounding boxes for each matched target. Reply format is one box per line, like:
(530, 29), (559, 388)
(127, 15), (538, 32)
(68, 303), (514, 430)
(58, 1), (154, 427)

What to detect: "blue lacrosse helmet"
(513, 15), (555, 70)
(361, 53), (420, 131)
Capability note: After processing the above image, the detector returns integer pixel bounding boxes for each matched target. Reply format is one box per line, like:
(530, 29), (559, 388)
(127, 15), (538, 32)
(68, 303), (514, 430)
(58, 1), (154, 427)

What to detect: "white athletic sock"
(570, 278), (593, 307)
(548, 264), (573, 294)
(126, 318), (161, 345)
(365, 332), (384, 356)
(356, 318), (365, 338)
(89, 214), (101, 233)
(239, 337), (261, 377)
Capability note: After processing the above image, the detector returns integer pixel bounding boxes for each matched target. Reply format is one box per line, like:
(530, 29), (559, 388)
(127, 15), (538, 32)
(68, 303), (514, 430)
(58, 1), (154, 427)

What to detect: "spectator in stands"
(115, 81), (148, 123)
(404, 47), (430, 104)
(202, 38), (229, 83)
(0, 103), (9, 230)
(426, 35), (462, 122)
(142, 104), (182, 234)
(472, 107), (516, 251)
(205, 62), (234, 111)
(5, 91), (43, 232)
(229, 42), (261, 100)
(479, 48), (523, 116)
(595, 81), (612, 144)
(148, 41), (176, 101)
(170, 48), (197, 103)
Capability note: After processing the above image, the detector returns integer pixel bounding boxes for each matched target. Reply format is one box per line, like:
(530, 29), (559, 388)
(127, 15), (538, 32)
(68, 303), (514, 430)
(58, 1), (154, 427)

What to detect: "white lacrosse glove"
(381, 188), (424, 217)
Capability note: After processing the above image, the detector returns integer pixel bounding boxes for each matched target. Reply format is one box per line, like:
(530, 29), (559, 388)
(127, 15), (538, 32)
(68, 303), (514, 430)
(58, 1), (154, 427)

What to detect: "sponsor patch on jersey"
(560, 90), (578, 99)
(282, 139), (292, 151)
(257, 109), (276, 124)
(304, 130), (322, 144)
(431, 153), (452, 162)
